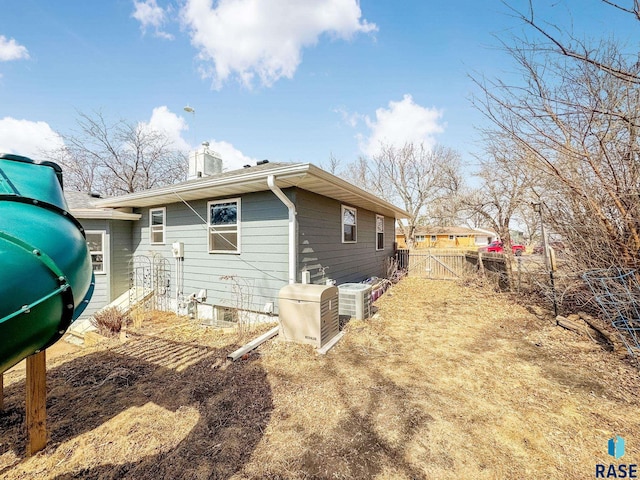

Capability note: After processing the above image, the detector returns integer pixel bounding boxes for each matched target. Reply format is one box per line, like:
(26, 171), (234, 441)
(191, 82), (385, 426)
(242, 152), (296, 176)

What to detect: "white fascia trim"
(92, 164), (311, 208)
(70, 209), (141, 220)
(307, 164), (409, 219)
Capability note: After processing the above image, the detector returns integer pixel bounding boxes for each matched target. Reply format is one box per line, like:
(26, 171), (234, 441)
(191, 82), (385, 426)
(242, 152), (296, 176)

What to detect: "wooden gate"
(396, 249), (467, 279)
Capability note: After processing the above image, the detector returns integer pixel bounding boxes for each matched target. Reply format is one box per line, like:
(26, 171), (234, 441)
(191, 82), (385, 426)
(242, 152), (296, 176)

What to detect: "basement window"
(342, 205), (357, 243)
(215, 306), (239, 324)
(86, 231), (106, 274)
(150, 207), (166, 244)
(376, 215), (384, 251)
(208, 198), (241, 253)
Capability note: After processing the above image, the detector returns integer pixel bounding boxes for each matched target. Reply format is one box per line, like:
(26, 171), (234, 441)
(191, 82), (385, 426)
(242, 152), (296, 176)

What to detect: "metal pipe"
(267, 175), (297, 284)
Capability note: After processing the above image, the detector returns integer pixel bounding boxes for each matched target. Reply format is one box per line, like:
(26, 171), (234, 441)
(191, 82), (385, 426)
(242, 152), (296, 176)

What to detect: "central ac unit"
(338, 283), (372, 320)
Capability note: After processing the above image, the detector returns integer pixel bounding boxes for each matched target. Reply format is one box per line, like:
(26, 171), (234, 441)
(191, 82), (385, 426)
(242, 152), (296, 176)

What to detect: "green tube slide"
(0, 154), (94, 374)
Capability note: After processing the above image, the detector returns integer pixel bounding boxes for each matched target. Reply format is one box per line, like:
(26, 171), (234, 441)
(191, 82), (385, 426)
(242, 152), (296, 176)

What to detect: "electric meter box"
(278, 284), (339, 348)
(172, 242), (184, 258)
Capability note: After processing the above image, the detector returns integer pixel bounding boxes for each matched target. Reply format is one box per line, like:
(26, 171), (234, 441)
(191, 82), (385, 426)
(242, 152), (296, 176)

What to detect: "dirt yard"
(1, 277), (639, 479)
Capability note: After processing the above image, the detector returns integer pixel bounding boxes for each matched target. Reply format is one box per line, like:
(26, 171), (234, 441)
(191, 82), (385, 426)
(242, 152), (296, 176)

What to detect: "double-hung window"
(86, 231), (106, 274)
(342, 205), (357, 243)
(150, 207), (166, 244)
(208, 198), (241, 253)
(376, 215), (384, 250)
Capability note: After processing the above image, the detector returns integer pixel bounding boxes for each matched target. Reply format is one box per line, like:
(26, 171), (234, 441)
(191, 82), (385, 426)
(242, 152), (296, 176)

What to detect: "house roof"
(64, 191), (141, 220)
(93, 162), (409, 219)
(395, 226), (493, 236)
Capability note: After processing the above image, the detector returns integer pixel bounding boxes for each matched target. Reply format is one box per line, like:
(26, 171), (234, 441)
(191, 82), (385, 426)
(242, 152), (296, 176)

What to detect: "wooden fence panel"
(397, 249), (467, 279)
(395, 249), (510, 284)
(464, 251), (509, 289)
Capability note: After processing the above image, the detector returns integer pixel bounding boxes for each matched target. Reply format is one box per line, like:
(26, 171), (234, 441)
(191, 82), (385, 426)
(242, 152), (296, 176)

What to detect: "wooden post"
(26, 350), (46, 456)
(478, 251), (485, 276)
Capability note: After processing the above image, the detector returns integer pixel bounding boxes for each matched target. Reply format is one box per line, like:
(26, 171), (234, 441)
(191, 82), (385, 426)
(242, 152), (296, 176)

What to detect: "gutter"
(267, 175), (297, 284)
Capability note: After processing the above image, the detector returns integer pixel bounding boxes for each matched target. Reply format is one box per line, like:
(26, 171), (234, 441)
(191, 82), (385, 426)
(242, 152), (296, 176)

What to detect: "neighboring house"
(472, 228), (499, 247)
(74, 149), (408, 322)
(395, 226), (497, 249)
(65, 191), (140, 318)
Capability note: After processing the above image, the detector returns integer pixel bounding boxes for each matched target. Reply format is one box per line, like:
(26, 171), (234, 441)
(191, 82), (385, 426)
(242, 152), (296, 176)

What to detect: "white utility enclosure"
(278, 284), (339, 348)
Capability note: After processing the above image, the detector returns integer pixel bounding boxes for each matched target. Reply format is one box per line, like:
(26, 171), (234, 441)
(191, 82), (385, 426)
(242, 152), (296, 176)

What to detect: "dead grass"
(1, 277), (639, 479)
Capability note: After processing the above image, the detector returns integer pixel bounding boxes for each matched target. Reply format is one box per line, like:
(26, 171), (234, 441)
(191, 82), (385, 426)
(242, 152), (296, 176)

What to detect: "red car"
(484, 240), (525, 256)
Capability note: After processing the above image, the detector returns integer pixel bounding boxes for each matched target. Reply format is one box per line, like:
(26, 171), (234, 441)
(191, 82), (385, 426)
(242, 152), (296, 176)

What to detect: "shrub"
(90, 307), (131, 336)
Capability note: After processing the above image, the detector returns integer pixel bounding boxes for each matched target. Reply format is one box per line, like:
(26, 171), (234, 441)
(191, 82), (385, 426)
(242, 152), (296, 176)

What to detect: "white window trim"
(341, 205), (357, 244)
(376, 214), (384, 251)
(149, 207), (166, 245)
(86, 230), (107, 275)
(208, 198), (241, 254)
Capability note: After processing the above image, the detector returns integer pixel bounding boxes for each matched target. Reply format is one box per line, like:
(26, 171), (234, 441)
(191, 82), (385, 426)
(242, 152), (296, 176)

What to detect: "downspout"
(267, 175), (297, 284)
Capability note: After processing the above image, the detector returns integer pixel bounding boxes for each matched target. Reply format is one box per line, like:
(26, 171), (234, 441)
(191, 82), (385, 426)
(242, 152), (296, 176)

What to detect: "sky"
(1, 0), (638, 176)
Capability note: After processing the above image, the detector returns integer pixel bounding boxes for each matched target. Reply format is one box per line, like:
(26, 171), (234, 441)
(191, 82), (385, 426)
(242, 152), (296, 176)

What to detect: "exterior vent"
(278, 284), (339, 348)
(338, 283), (372, 320)
(257, 159), (269, 165)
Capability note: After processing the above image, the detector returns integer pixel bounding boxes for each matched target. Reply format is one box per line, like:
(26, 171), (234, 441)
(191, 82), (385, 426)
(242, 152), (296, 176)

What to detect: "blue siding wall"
(132, 190), (290, 313)
(77, 219), (134, 318)
(109, 220), (133, 301)
(79, 219), (109, 318)
(296, 189), (396, 285)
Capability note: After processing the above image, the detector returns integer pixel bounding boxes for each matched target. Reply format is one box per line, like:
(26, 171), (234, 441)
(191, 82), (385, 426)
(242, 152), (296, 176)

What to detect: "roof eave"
(70, 209), (141, 220)
(93, 163), (311, 209)
(92, 162), (409, 219)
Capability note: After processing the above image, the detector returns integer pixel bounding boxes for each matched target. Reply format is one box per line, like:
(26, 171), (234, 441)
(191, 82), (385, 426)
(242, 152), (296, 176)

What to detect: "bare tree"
(463, 138), (537, 249)
(50, 111), (188, 196)
(344, 142), (462, 248)
(319, 152), (342, 174)
(472, 3), (640, 271)
(509, 0), (640, 85)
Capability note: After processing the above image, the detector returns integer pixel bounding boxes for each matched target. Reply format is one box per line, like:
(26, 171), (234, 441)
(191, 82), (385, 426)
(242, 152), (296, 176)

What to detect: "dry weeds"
(1, 277), (639, 479)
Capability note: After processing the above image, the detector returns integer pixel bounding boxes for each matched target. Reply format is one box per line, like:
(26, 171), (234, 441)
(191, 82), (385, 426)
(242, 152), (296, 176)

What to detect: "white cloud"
(205, 140), (257, 171)
(334, 107), (364, 128)
(0, 35), (29, 61)
(142, 106), (190, 151)
(0, 117), (64, 158)
(181, 0), (377, 89)
(140, 106), (255, 171)
(358, 94), (445, 157)
(132, 0), (174, 39)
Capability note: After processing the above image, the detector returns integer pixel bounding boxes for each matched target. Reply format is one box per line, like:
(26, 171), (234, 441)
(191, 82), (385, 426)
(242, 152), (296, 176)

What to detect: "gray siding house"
(73, 159), (408, 321)
(65, 192), (140, 318)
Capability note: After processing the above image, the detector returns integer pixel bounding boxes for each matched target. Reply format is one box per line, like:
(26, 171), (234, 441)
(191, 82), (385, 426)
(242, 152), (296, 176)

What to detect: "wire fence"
(583, 268), (640, 365)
